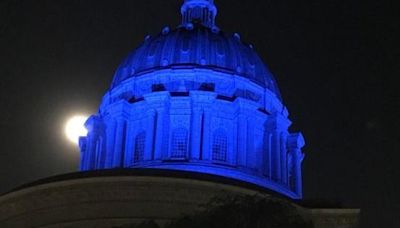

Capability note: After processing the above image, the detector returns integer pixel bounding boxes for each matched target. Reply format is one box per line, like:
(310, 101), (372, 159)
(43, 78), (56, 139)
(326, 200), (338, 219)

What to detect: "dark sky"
(0, 0), (397, 227)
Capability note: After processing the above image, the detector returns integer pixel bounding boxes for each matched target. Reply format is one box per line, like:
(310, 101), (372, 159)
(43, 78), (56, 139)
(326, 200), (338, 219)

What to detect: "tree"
(112, 220), (160, 228)
(113, 195), (313, 228)
(166, 195), (313, 228)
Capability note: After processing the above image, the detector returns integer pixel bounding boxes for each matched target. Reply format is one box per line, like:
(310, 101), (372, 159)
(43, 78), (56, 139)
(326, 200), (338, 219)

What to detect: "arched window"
(134, 131), (146, 162)
(212, 129), (227, 162)
(171, 128), (188, 158)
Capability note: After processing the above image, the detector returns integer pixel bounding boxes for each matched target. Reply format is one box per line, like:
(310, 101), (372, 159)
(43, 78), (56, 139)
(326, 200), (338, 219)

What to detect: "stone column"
(231, 117), (238, 165)
(154, 109), (166, 160)
(95, 136), (104, 169)
(144, 92), (170, 161)
(266, 114), (291, 183)
(83, 135), (96, 170)
(80, 115), (105, 170)
(79, 137), (88, 170)
(145, 109), (156, 160)
(287, 133), (305, 197)
(280, 132), (289, 185)
(236, 113), (248, 167)
(202, 109), (212, 160)
(123, 121), (135, 167)
(189, 91), (217, 161)
(104, 119), (116, 168)
(112, 119), (126, 167)
(234, 98), (260, 168)
(262, 131), (272, 178)
(190, 108), (203, 160)
(271, 129), (281, 181)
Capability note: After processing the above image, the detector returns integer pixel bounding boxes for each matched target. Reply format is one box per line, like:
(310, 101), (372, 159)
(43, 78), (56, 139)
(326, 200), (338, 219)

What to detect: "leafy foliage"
(112, 220), (160, 228)
(114, 195), (313, 228)
(166, 195), (313, 228)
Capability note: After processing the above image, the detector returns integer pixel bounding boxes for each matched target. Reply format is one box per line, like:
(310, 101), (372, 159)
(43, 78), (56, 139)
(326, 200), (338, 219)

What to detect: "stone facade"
(0, 172), (359, 228)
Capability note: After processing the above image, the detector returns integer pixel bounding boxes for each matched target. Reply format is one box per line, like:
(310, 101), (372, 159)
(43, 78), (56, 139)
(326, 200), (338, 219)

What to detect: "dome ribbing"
(112, 25), (281, 99)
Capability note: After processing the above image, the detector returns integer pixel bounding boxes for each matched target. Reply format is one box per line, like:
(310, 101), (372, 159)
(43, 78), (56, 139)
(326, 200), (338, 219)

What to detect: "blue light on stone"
(79, 0), (305, 199)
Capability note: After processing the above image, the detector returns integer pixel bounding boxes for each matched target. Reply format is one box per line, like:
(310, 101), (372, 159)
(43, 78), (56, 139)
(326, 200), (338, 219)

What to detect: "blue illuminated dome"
(79, 0), (305, 199)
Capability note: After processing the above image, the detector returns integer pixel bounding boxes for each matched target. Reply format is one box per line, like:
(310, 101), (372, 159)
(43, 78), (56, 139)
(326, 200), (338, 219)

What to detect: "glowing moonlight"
(65, 115), (88, 144)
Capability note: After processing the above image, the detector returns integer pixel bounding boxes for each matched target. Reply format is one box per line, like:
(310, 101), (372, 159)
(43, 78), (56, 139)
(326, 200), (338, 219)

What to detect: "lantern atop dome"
(181, 0), (218, 29)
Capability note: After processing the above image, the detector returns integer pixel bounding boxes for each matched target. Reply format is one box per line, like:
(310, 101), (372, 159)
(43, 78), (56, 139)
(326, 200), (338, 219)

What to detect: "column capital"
(85, 115), (105, 133)
(287, 132), (305, 150)
(143, 91), (171, 103)
(234, 97), (260, 113)
(146, 109), (157, 117)
(105, 100), (130, 119)
(266, 114), (292, 131)
(189, 91), (217, 103)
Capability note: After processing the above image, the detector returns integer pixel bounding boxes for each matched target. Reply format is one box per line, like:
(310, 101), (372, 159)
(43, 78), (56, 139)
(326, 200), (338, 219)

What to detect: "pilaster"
(190, 91), (217, 161)
(234, 98), (259, 168)
(190, 108), (203, 160)
(266, 114), (291, 182)
(143, 92), (171, 160)
(112, 119), (126, 167)
(81, 116), (105, 170)
(145, 109), (156, 160)
(287, 133), (305, 197)
(123, 120), (135, 167)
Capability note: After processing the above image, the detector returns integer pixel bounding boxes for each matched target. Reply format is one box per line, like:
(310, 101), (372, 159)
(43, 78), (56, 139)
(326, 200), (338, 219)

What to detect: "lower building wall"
(306, 209), (360, 228)
(0, 174), (359, 228)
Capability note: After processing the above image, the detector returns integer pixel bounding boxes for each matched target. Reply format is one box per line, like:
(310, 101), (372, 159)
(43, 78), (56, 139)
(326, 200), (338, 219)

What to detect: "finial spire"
(181, 0), (218, 28)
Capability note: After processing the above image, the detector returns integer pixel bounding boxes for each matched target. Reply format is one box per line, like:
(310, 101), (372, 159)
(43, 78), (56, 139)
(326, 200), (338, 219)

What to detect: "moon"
(65, 115), (88, 144)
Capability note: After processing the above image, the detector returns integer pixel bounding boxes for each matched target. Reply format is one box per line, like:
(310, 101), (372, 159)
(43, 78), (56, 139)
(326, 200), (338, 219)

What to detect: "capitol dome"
(0, 2), (363, 228)
(79, 0), (306, 200)
(111, 25), (281, 99)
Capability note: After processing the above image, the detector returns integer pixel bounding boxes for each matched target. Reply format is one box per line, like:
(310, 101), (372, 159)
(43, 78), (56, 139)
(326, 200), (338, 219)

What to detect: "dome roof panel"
(111, 25), (281, 99)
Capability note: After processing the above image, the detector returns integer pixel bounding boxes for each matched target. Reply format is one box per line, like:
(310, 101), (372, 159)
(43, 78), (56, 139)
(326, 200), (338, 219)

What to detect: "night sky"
(0, 0), (397, 227)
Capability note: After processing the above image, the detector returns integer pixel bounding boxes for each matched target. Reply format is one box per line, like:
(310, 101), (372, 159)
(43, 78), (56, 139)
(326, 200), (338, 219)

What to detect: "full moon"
(65, 115), (88, 144)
